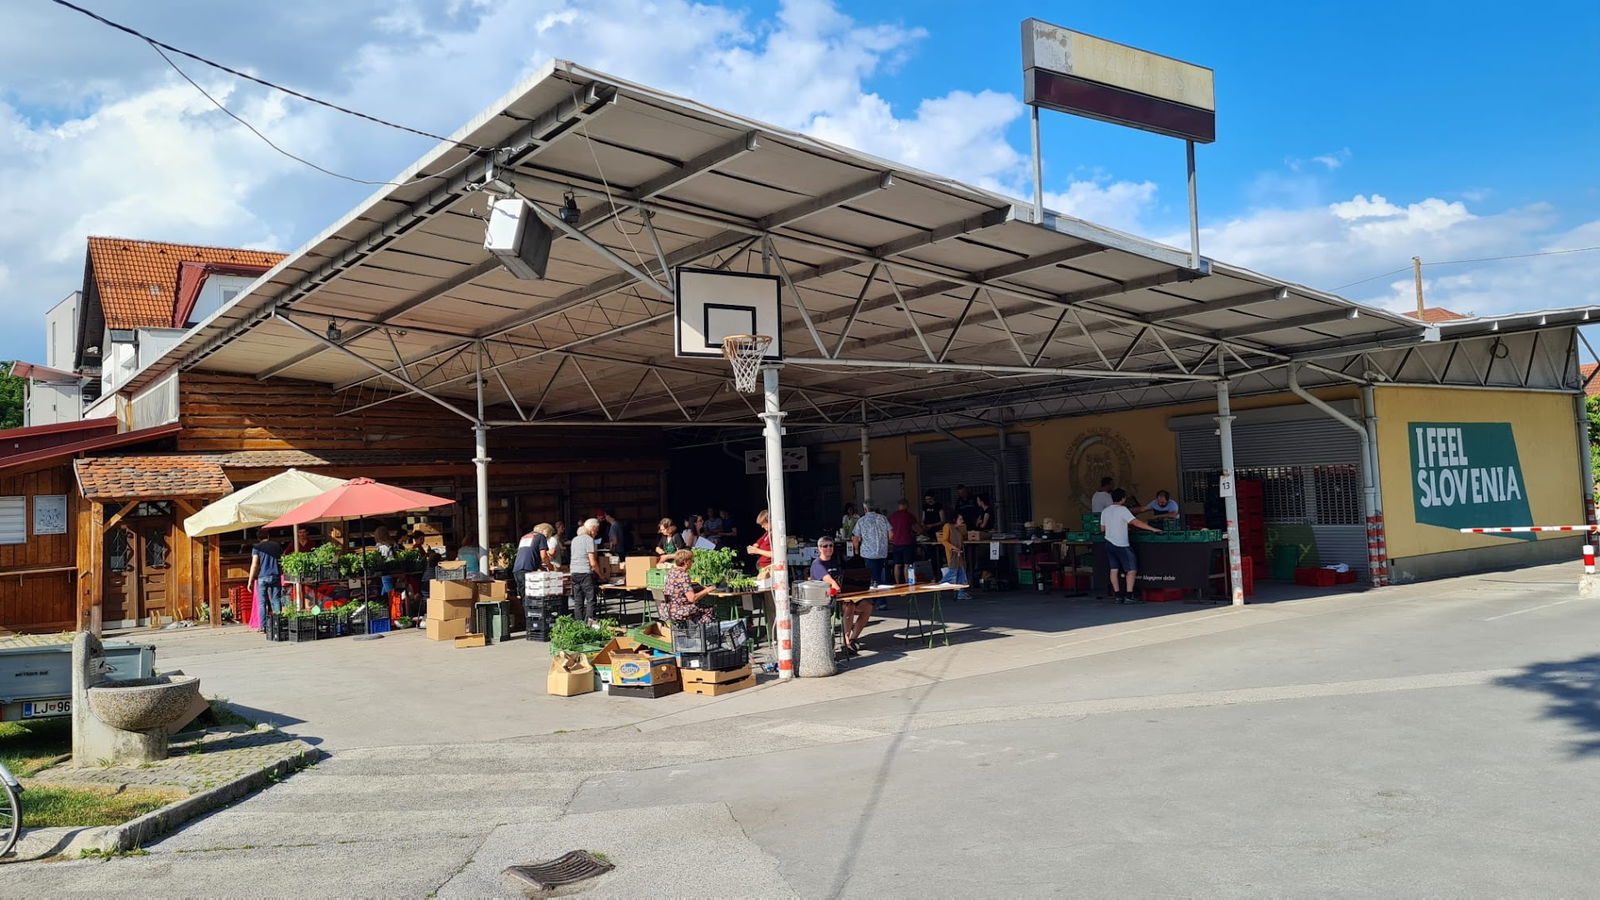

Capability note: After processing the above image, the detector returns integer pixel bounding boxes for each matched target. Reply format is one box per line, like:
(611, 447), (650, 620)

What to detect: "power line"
(48, 0), (485, 151)
(149, 43), (478, 188)
(1334, 245), (1600, 292)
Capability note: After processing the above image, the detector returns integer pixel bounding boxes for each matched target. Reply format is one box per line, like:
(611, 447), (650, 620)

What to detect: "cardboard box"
(680, 662), (752, 685)
(426, 617), (471, 641)
(623, 555), (656, 589)
(611, 650), (678, 686)
(683, 673), (754, 697)
(427, 594), (476, 621)
(454, 633), (487, 649)
(548, 652), (597, 697)
(607, 680), (682, 699)
(430, 578), (476, 602)
(479, 580), (508, 602)
(591, 634), (644, 670)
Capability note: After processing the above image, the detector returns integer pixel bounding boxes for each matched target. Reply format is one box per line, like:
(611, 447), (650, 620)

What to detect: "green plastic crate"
(646, 567), (669, 590)
(1018, 569), (1036, 585)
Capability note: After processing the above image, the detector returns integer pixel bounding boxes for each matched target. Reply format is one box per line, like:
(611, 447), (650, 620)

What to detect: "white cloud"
(1192, 192), (1598, 318)
(0, 0), (1167, 362)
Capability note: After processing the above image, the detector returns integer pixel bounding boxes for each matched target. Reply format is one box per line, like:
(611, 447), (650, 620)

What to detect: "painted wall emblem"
(1068, 428), (1136, 508)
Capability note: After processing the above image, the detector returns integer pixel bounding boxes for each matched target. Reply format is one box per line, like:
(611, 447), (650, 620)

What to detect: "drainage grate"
(502, 850), (614, 890)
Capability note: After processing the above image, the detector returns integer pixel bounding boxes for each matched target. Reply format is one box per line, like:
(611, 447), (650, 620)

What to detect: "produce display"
(281, 542), (429, 583)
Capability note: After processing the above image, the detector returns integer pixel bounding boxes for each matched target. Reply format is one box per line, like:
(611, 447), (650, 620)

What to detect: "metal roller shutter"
(1175, 415), (1367, 573)
(914, 436), (1033, 524)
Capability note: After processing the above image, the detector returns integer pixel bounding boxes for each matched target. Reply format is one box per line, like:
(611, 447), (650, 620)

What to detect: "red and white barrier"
(1457, 526), (1597, 534)
(1585, 545), (1596, 576)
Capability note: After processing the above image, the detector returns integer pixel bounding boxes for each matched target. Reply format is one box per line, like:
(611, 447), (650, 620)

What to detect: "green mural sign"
(1408, 422), (1533, 540)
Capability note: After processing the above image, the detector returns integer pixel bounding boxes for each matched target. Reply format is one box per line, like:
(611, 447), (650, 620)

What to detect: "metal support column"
(1186, 140), (1201, 271)
(1030, 105), (1045, 224)
(1216, 360), (1245, 605)
(1576, 392), (1597, 533)
(473, 349), (492, 577)
(1291, 366), (1382, 584)
(1362, 385), (1390, 585)
(995, 424), (1008, 531)
(761, 366), (794, 679)
(859, 402), (872, 511)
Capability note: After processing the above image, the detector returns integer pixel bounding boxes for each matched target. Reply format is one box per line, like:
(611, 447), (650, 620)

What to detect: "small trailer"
(0, 641), (156, 722)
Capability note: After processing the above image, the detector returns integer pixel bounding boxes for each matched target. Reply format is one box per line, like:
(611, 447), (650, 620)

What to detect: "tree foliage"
(1588, 395), (1600, 488)
(0, 362), (22, 430)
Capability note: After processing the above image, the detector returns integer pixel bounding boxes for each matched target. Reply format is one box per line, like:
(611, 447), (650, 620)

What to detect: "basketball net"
(722, 334), (773, 394)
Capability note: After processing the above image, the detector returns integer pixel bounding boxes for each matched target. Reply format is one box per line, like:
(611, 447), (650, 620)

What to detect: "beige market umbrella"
(182, 468), (349, 538)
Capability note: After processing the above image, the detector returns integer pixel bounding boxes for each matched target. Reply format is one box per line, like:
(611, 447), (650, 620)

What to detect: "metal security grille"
(914, 436), (1033, 525)
(1174, 411), (1367, 572)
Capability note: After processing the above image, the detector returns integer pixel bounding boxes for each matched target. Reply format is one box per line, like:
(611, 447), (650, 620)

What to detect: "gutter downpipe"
(1289, 365), (1386, 585)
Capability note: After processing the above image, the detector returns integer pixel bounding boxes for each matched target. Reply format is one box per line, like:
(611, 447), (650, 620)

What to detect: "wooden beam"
(102, 499), (141, 533)
(76, 500), (103, 634)
(208, 535), (222, 628)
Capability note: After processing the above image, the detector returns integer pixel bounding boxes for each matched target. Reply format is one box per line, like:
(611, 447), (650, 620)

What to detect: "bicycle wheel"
(0, 781), (19, 858)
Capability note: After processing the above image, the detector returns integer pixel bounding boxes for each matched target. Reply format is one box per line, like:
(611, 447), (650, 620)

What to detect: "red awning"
(264, 477), (453, 527)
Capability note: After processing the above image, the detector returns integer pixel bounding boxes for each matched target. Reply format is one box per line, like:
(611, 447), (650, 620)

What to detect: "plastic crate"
(315, 613), (340, 639)
(1017, 569), (1036, 585)
(1335, 570), (1358, 584)
(366, 616), (392, 635)
(677, 645), (750, 671)
(1294, 567), (1338, 587)
(1141, 588), (1186, 602)
(286, 617), (319, 642)
(646, 567), (669, 590)
(672, 620), (748, 655)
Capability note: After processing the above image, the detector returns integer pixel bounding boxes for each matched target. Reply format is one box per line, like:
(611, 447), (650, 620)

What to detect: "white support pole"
(1186, 140), (1201, 271)
(1030, 105), (1045, 224)
(859, 402), (872, 512)
(474, 349), (492, 577)
(1216, 362), (1245, 605)
(762, 365), (794, 680)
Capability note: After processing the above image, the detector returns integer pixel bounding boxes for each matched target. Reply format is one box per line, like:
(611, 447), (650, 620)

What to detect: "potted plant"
(689, 547), (743, 591)
(548, 615), (613, 657)
(285, 608), (320, 643)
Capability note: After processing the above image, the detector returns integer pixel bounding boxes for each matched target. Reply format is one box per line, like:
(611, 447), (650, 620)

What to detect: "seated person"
(659, 549), (715, 625)
(811, 538), (871, 656)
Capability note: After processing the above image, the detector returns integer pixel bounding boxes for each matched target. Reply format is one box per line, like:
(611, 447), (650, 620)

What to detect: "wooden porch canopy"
(72, 455), (232, 632)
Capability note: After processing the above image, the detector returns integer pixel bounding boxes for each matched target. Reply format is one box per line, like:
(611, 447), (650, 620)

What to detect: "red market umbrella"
(264, 477), (454, 528)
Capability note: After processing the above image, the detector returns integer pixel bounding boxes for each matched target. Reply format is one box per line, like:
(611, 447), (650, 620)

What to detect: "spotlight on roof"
(326, 319), (342, 343)
(484, 196), (553, 280)
(558, 190), (581, 227)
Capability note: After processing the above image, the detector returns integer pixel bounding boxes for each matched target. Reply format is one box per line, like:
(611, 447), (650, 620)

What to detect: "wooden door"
(136, 519), (176, 624)
(103, 524), (137, 623)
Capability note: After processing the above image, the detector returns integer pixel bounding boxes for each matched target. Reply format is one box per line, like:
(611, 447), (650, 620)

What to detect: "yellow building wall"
(1375, 386), (1584, 559)
(824, 387), (1358, 522)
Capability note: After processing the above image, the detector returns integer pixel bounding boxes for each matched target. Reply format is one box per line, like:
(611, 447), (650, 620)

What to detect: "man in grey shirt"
(568, 518), (601, 624)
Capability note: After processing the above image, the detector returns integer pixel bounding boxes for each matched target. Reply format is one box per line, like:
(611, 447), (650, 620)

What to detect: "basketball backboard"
(674, 267), (783, 359)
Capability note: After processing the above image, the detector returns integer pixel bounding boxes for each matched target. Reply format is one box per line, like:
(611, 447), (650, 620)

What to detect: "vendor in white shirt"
(1090, 477), (1117, 514)
(1139, 490), (1181, 521)
(1101, 488), (1162, 603)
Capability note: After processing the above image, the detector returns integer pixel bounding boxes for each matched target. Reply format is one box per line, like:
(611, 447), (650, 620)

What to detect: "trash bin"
(792, 580), (836, 678)
(1270, 544), (1301, 581)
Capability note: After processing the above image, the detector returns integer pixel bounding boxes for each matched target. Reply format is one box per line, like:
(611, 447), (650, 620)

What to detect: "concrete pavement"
(3, 562), (1595, 896)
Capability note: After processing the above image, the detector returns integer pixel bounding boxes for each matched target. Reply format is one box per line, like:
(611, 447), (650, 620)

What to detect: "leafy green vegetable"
(688, 547), (745, 588)
(549, 615), (615, 652)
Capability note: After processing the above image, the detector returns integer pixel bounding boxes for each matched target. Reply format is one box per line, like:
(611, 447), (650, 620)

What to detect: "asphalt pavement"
(3, 562), (1595, 897)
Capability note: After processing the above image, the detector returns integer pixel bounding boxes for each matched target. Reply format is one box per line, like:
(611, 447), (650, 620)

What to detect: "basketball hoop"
(722, 334), (773, 393)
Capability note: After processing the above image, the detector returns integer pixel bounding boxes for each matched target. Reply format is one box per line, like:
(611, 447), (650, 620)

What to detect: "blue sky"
(1, 0), (1596, 363)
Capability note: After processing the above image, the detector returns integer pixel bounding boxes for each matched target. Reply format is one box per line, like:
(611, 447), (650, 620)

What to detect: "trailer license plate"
(22, 699), (70, 719)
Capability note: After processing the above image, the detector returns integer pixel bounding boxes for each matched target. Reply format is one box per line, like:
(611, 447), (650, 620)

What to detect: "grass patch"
(0, 717), (71, 777)
(24, 784), (184, 828)
(4, 718), (183, 828)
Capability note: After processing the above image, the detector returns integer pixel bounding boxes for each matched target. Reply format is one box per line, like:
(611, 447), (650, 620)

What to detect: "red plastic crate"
(1335, 570), (1357, 584)
(1141, 587), (1186, 602)
(1239, 556), (1256, 596)
(1293, 567), (1338, 587)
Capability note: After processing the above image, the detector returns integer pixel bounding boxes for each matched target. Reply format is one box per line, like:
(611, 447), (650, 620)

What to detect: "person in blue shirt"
(247, 528), (285, 616)
(1140, 490), (1181, 521)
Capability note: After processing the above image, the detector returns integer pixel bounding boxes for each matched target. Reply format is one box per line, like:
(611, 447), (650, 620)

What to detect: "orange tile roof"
(1401, 307), (1470, 324)
(74, 455), (232, 500)
(86, 237), (285, 329)
(1582, 363), (1600, 398)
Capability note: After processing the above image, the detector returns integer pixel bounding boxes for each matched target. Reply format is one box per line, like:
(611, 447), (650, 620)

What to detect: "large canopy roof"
(124, 61), (1590, 432)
